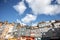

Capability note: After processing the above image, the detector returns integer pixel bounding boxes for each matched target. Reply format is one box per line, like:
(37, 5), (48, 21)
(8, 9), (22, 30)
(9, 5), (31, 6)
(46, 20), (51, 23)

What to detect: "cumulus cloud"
(26, 0), (60, 15)
(21, 14), (36, 23)
(14, 0), (60, 25)
(13, 1), (27, 14)
(13, 0), (60, 15)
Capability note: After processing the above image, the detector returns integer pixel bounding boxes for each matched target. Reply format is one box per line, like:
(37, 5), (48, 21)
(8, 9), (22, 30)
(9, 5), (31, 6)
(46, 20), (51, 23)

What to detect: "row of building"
(0, 20), (60, 40)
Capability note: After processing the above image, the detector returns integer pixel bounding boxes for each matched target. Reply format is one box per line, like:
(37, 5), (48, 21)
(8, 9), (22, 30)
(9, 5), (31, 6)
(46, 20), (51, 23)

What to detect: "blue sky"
(0, 0), (60, 25)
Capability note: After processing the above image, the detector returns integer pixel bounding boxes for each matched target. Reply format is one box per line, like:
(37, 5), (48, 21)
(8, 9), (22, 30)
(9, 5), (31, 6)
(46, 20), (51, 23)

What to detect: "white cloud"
(32, 22), (38, 26)
(54, 5), (60, 14)
(26, 0), (60, 15)
(16, 19), (21, 23)
(13, 1), (27, 14)
(14, 0), (60, 25)
(21, 14), (36, 23)
(16, 19), (26, 25)
(13, 0), (60, 15)
(57, 0), (60, 4)
(43, 5), (58, 15)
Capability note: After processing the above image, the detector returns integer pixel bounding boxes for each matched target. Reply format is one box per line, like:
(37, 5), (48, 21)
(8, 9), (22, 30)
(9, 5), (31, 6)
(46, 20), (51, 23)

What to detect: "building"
(42, 28), (60, 40)
(30, 28), (42, 37)
(35, 37), (41, 40)
(0, 22), (3, 28)
(18, 27), (26, 36)
(0, 22), (3, 33)
(25, 29), (30, 36)
(0, 20), (60, 40)
(1, 22), (15, 39)
(53, 20), (60, 28)
(18, 36), (34, 40)
(38, 21), (52, 28)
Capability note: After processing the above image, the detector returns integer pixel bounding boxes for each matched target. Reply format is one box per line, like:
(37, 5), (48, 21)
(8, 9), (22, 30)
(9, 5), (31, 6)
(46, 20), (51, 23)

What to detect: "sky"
(0, 0), (60, 26)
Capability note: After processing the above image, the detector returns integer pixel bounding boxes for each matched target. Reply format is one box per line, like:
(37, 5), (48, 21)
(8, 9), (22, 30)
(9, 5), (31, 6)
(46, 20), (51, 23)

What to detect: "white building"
(30, 29), (42, 37)
(38, 21), (52, 28)
(53, 20), (60, 28)
(38, 21), (53, 33)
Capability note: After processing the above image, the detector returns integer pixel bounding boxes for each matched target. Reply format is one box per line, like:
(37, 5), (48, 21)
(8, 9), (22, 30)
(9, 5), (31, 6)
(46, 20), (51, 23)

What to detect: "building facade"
(0, 20), (60, 40)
